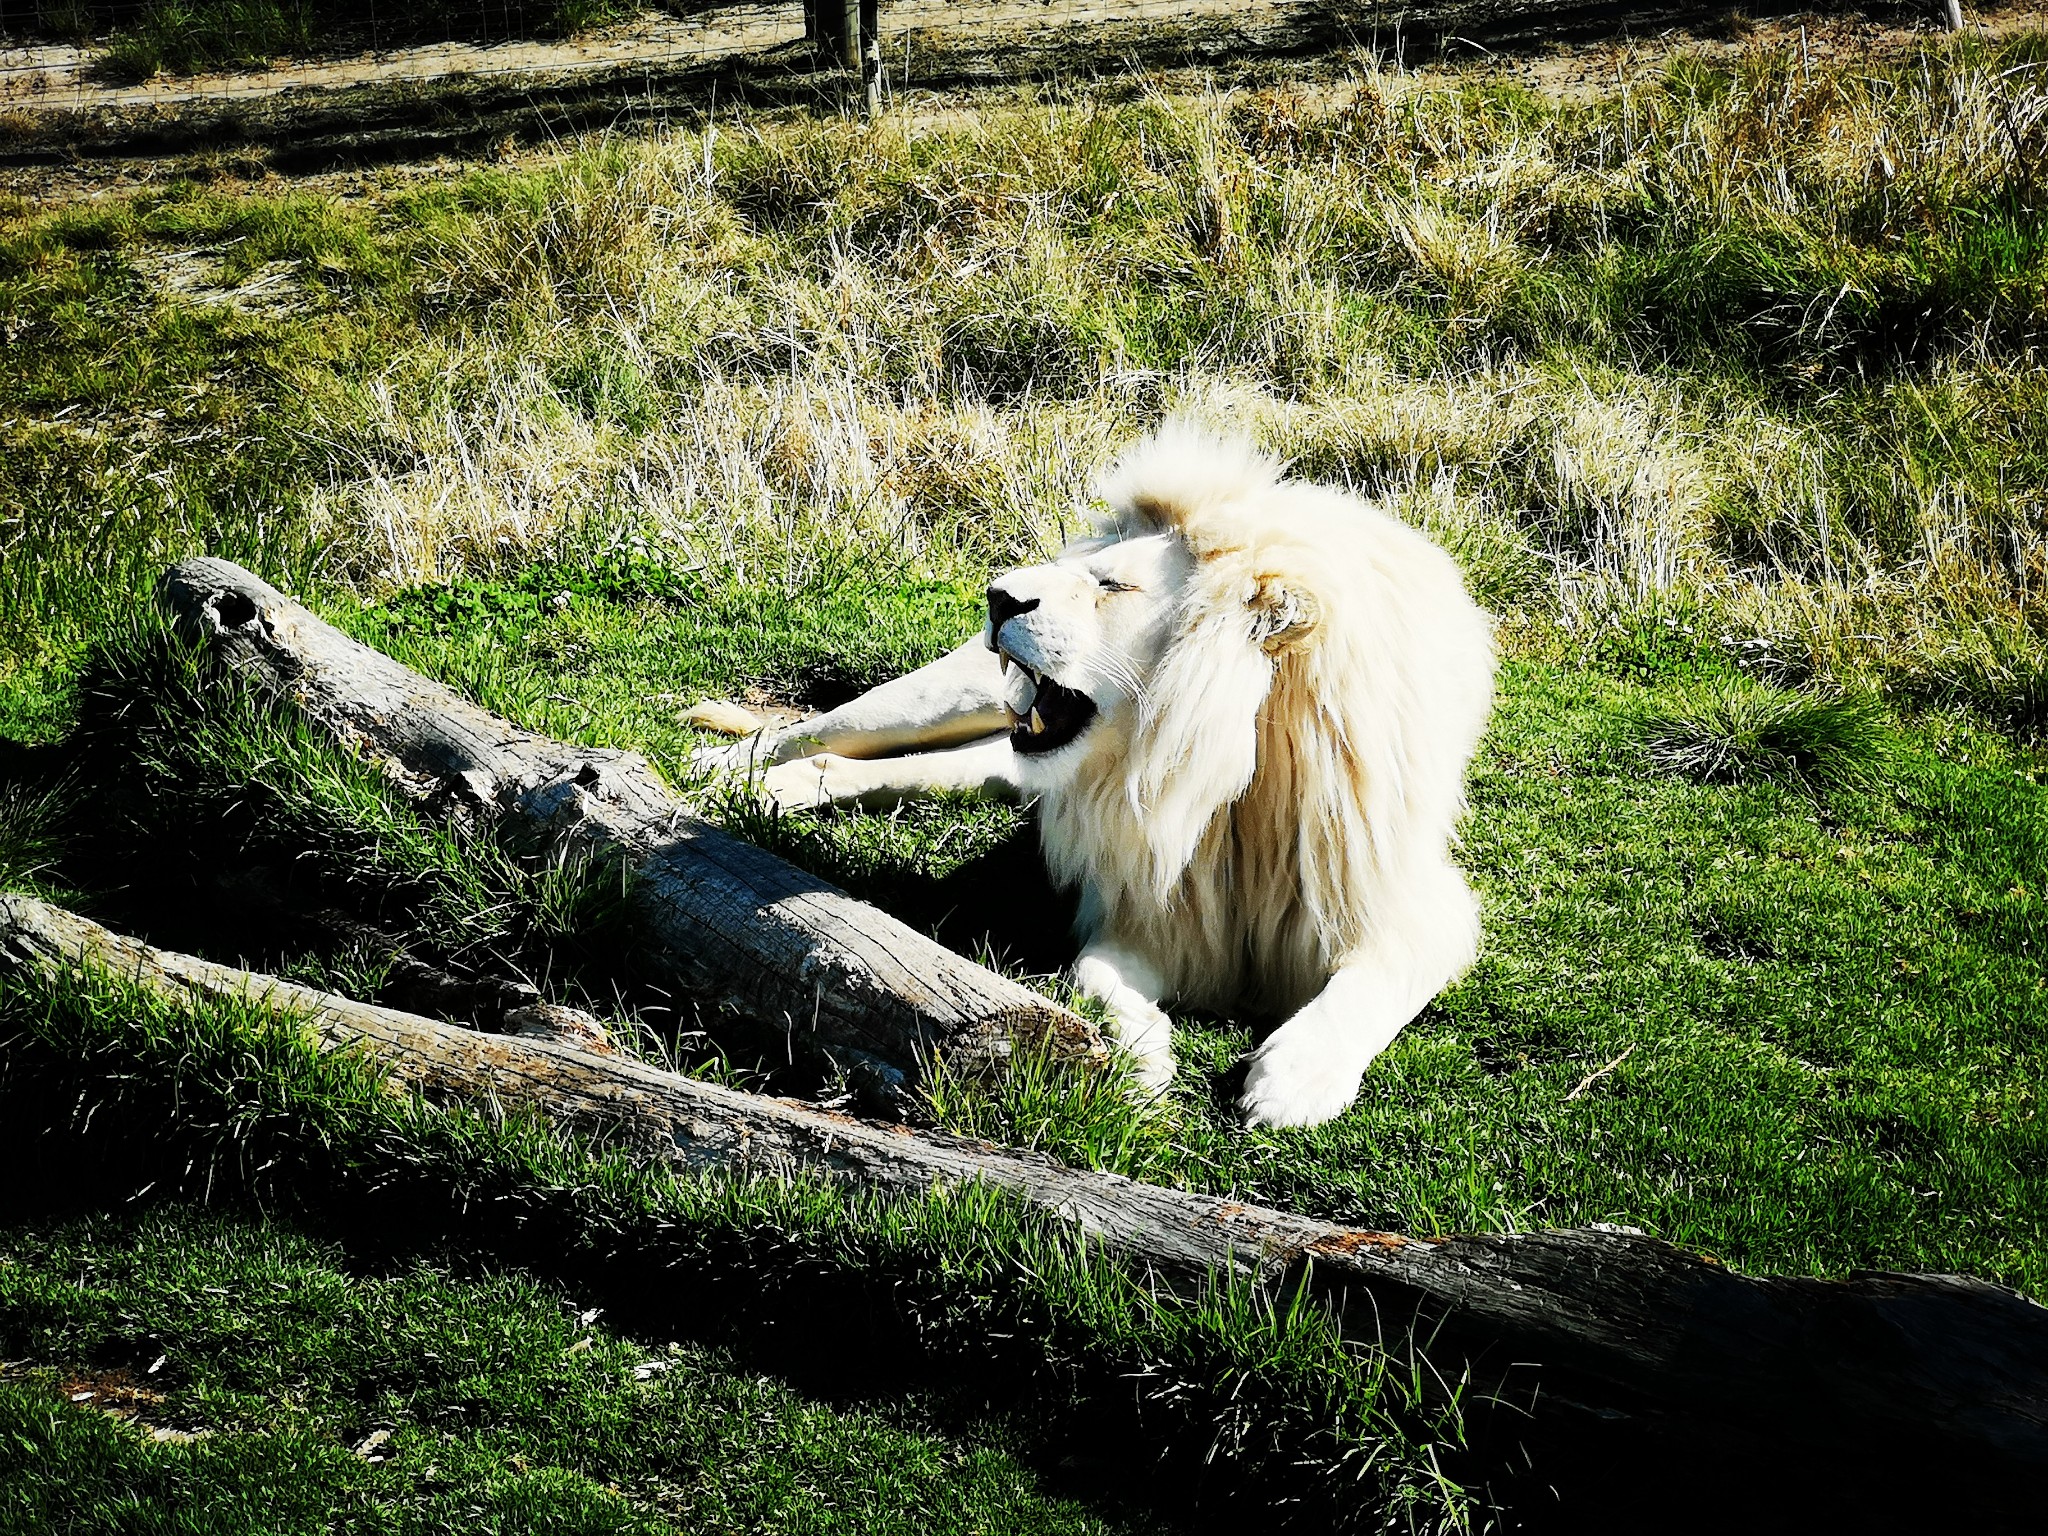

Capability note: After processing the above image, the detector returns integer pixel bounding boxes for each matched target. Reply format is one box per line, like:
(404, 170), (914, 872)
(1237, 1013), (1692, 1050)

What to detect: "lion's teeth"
(1000, 654), (1012, 676)
(1030, 708), (1045, 735)
(1004, 666), (1037, 715)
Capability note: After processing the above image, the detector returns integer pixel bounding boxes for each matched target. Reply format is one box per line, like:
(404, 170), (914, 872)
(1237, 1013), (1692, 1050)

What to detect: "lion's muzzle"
(997, 650), (1097, 755)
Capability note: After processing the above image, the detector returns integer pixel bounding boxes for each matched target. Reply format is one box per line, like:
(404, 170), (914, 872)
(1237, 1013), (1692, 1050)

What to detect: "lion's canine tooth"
(1030, 708), (1045, 735)
(1000, 654), (1012, 676)
(1004, 666), (1037, 715)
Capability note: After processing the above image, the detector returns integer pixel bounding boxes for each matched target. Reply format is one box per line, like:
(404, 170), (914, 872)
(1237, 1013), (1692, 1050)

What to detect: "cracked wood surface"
(153, 556), (1100, 1080)
(5, 893), (2046, 1519)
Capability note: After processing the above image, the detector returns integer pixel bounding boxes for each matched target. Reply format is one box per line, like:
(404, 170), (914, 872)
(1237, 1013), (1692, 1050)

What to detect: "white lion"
(690, 424), (1496, 1128)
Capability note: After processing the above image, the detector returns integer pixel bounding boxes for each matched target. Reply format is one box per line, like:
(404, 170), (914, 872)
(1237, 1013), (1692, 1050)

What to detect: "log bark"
(5, 893), (2045, 1522)
(153, 557), (1099, 1083)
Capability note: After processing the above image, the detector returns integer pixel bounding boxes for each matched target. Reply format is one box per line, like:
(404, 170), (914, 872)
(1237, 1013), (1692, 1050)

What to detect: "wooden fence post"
(804, 0), (845, 62)
(839, 0), (864, 69)
(805, 0), (881, 110)
(861, 0), (882, 112)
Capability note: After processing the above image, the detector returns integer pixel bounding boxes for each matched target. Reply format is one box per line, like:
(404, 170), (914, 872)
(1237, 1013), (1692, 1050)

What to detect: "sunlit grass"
(0, 1206), (1154, 1536)
(1630, 679), (1891, 789)
(7, 35), (2046, 730)
(0, 969), (1478, 1532)
(2, 31), (2047, 1526)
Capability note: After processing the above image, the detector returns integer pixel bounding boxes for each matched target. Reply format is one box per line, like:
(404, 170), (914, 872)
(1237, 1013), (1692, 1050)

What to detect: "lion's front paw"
(1106, 1002), (1176, 1101)
(1239, 1027), (1365, 1130)
(760, 753), (862, 814)
(1126, 1040), (1177, 1100)
(680, 699), (767, 738)
(688, 737), (767, 777)
(689, 727), (821, 780)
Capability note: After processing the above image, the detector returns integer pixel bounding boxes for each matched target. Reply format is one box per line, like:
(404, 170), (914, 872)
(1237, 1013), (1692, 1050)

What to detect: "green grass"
(23, 585), (2044, 1295)
(340, 578), (2047, 1291)
(0, 969), (1475, 1532)
(1628, 678), (1891, 789)
(9, 42), (2048, 730)
(3, 29), (2048, 1527)
(69, 631), (631, 950)
(0, 1207), (1162, 1536)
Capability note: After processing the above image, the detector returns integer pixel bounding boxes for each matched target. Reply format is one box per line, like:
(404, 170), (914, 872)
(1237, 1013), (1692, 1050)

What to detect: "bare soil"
(0, 5), (800, 109)
(0, 2), (2040, 200)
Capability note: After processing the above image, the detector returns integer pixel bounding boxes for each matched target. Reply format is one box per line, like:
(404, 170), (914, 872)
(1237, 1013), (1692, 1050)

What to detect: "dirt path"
(0, 1), (1339, 110)
(1, 2), (2038, 199)
(0, 6), (798, 109)
(10, 2), (2028, 112)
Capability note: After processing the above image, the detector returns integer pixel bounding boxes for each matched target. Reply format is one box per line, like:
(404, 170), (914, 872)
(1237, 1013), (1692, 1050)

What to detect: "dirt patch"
(0, 3), (2038, 201)
(127, 246), (316, 318)
(0, 6), (801, 109)
(0, 1358), (212, 1444)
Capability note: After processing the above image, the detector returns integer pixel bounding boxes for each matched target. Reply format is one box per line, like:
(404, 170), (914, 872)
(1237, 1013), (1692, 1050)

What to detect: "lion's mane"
(1033, 425), (1496, 1017)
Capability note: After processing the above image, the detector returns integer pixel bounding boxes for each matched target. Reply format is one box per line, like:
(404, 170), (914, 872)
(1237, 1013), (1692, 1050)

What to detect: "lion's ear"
(1247, 573), (1318, 655)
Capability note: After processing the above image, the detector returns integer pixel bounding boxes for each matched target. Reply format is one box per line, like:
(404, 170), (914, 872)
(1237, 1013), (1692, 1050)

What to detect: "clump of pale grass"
(1253, 366), (1715, 600)
(306, 358), (621, 585)
(1630, 679), (1890, 789)
(310, 359), (1124, 589)
(1639, 44), (2048, 241)
(1374, 192), (1528, 314)
(423, 141), (747, 328)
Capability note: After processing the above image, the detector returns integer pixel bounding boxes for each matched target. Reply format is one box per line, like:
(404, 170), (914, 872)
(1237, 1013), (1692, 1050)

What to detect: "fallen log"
(5, 893), (2044, 1524)
(153, 557), (1099, 1081)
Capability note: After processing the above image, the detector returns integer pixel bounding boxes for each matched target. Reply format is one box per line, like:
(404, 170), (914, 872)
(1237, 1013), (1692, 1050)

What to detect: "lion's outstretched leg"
(1239, 861), (1482, 1130)
(760, 734), (1024, 813)
(691, 638), (1007, 774)
(1071, 942), (1176, 1096)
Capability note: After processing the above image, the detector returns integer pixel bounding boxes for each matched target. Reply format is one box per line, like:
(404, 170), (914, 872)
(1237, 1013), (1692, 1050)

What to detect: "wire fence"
(0, 0), (1360, 114)
(0, 3), (798, 108)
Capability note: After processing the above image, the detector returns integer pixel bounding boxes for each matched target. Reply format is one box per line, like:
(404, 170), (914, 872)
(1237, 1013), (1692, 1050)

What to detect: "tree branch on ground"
(154, 557), (1101, 1088)
(4, 891), (2045, 1521)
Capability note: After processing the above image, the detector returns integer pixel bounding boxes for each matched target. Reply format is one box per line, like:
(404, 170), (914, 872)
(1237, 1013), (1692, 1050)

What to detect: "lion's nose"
(986, 584), (1040, 633)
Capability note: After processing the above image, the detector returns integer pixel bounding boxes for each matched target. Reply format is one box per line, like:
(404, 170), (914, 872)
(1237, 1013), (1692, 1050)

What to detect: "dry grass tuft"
(245, 32), (2048, 726)
(1632, 679), (1891, 788)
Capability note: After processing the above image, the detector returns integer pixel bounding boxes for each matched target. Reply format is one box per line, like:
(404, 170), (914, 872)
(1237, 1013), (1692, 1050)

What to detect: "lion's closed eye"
(1094, 574), (1138, 593)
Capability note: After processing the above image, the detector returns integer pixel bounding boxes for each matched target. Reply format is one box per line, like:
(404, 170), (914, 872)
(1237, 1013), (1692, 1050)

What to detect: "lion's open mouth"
(999, 652), (1097, 755)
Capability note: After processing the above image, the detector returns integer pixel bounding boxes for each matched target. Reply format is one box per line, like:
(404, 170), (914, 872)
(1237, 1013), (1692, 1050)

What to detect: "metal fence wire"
(0, 1), (1361, 115)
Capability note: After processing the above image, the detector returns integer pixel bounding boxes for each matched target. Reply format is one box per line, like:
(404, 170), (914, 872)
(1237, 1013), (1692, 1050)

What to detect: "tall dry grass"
(288, 34), (2048, 727)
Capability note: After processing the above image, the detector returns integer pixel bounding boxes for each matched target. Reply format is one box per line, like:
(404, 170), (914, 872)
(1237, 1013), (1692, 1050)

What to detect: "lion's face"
(983, 531), (1192, 764)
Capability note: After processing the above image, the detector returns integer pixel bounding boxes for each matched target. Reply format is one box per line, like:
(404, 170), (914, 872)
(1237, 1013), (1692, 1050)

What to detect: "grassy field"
(0, 1207), (1160, 1536)
(3, 24), (2047, 1529)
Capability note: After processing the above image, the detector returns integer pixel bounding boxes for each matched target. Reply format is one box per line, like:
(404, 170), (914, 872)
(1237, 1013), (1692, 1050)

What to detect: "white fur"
(680, 699), (769, 736)
(690, 422), (1496, 1128)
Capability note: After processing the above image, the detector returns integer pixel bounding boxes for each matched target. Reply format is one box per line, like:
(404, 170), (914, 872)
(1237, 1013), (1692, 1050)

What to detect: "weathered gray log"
(153, 556), (1100, 1082)
(5, 892), (2045, 1522)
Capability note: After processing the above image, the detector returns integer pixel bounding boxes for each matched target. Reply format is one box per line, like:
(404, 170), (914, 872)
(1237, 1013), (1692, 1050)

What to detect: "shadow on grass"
(0, 983), (1488, 1535)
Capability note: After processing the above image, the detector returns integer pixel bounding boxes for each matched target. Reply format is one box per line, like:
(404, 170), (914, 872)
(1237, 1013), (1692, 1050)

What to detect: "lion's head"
(986, 422), (1495, 1021)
